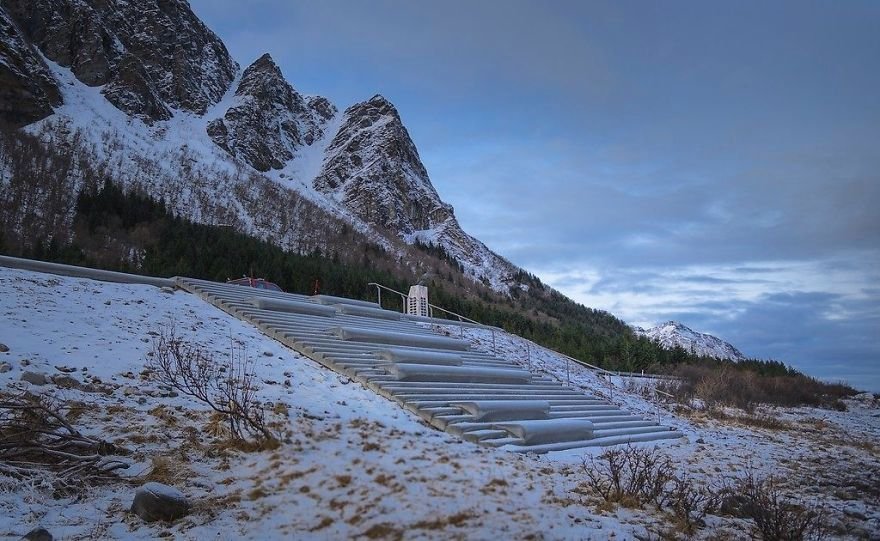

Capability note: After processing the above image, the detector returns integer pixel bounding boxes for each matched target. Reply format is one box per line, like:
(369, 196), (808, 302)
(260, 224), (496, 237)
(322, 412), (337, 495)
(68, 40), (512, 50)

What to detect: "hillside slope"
(1, 266), (877, 539)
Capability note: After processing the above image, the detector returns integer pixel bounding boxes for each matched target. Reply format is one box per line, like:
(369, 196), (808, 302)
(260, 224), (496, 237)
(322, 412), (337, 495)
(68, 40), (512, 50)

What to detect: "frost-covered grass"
(1, 267), (877, 539)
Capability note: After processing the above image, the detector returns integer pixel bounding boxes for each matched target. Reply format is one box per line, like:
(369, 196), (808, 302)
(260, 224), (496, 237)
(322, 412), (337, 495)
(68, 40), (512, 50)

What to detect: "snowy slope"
(633, 321), (747, 361)
(0, 266), (653, 539)
(1, 267), (877, 539)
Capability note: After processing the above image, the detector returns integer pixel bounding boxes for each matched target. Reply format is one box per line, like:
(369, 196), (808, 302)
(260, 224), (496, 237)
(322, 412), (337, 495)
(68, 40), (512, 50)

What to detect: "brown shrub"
(659, 364), (857, 411)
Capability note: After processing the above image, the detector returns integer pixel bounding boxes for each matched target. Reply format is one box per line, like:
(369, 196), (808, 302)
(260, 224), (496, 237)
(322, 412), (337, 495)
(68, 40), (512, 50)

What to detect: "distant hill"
(633, 321), (746, 361)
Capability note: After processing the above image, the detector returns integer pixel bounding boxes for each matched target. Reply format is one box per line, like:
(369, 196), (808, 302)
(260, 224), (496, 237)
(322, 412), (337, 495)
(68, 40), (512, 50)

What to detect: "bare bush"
(0, 391), (128, 494)
(582, 446), (762, 535)
(582, 445), (676, 507)
(146, 327), (279, 446)
(666, 471), (721, 534)
(723, 469), (826, 541)
(581, 455), (832, 540)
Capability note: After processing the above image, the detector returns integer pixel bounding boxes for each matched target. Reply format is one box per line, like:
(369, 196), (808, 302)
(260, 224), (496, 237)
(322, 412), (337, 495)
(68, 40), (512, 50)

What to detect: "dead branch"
(0, 391), (130, 494)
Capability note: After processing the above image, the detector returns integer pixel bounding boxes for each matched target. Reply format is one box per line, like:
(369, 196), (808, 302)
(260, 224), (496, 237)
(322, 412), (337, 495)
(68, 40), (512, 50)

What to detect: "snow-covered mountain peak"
(633, 321), (747, 361)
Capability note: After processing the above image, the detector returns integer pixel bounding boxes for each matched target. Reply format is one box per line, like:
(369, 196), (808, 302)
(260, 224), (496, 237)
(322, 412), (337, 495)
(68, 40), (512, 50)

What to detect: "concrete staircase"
(176, 277), (683, 452)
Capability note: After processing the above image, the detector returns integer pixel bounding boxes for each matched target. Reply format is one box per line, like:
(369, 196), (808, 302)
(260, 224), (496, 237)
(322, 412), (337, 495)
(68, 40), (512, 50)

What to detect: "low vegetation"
(581, 446), (828, 540)
(582, 446), (718, 534)
(657, 363), (857, 411)
(146, 326), (280, 447)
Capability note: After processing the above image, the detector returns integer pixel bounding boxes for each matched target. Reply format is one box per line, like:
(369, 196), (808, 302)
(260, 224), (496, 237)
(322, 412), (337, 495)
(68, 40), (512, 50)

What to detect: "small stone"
(21, 372), (49, 386)
(160, 286), (175, 294)
(696, 438), (706, 444)
(262, 351), (273, 357)
(131, 482), (190, 522)
(0, 343), (9, 353)
(0, 361), (12, 373)
(20, 359), (30, 367)
(55, 365), (76, 373)
(22, 527), (52, 541)
(104, 300), (111, 305)
(137, 397), (147, 405)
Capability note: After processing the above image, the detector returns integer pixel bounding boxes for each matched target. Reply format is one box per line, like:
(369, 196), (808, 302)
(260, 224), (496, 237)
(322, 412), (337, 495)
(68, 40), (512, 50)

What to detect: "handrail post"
(526, 343), (531, 371)
(376, 285), (382, 309)
(566, 357), (570, 386)
(491, 329), (496, 355)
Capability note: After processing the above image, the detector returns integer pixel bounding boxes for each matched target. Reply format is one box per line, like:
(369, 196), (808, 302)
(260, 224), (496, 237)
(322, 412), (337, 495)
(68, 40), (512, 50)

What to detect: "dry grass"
(144, 455), (188, 485)
(361, 522), (403, 540)
(708, 410), (792, 431)
(411, 510), (477, 530)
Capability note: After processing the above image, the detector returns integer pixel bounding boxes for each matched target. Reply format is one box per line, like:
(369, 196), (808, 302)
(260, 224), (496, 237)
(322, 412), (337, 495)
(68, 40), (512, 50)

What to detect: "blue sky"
(189, 0), (880, 391)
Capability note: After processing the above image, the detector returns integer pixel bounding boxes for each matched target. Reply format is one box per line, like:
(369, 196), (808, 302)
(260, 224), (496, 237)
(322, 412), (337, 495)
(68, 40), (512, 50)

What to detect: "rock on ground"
(130, 482), (190, 522)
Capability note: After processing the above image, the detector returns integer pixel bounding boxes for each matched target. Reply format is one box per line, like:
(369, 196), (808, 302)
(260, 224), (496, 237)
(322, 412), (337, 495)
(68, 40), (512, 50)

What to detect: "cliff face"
(0, 8), (61, 126)
(2, 0), (237, 123)
(313, 95), (454, 234)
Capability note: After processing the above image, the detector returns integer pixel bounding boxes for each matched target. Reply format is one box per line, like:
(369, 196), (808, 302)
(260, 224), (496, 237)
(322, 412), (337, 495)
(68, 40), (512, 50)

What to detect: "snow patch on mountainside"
(633, 321), (747, 361)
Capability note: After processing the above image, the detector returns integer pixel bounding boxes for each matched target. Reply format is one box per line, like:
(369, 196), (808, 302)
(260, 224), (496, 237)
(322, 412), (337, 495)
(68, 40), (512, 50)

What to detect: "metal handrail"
(367, 282), (486, 326)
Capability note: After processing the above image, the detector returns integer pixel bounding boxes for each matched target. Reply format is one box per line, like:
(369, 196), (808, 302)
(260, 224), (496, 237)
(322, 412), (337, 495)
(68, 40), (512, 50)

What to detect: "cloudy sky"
(189, 0), (880, 391)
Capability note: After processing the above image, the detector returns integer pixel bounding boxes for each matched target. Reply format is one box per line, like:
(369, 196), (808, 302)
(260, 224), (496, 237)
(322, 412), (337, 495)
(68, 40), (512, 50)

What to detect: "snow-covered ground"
(1, 267), (878, 539)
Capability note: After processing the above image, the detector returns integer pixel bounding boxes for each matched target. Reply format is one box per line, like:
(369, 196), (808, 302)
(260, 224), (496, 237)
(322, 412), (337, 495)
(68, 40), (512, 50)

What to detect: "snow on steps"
(175, 277), (683, 452)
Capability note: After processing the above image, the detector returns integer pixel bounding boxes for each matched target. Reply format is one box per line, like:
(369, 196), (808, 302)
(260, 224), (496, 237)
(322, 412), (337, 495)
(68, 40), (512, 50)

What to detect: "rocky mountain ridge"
(0, 0), (518, 289)
(633, 321), (746, 361)
(207, 53), (336, 173)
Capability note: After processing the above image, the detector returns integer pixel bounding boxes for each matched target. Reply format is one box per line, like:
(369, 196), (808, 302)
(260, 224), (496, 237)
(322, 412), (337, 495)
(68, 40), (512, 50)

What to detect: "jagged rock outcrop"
(633, 321), (746, 361)
(2, 0), (237, 122)
(313, 95), (454, 234)
(103, 53), (172, 122)
(207, 53), (336, 172)
(0, 9), (61, 126)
